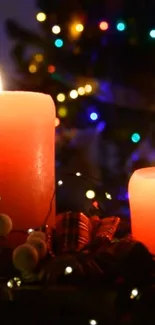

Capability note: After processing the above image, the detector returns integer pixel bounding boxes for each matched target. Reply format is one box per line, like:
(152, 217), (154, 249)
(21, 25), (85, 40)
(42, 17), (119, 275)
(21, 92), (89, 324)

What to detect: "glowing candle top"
(0, 76), (2, 93)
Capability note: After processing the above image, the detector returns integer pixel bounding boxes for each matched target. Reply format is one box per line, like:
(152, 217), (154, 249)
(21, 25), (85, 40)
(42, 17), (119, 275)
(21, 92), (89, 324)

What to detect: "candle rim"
(0, 91), (52, 98)
(131, 167), (155, 179)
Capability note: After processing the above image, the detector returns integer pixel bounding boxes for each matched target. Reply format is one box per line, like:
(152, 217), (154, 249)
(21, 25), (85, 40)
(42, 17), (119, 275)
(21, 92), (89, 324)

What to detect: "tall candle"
(0, 90), (55, 231)
(128, 167), (155, 254)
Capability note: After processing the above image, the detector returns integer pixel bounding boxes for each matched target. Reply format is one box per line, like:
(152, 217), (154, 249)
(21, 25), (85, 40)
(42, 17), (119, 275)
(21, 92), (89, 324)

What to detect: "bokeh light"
(99, 21), (109, 31)
(75, 23), (84, 32)
(86, 190), (96, 199)
(55, 39), (63, 47)
(57, 93), (65, 102)
(36, 12), (46, 22)
(64, 266), (73, 275)
(77, 87), (85, 95)
(89, 320), (98, 325)
(90, 112), (98, 121)
(69, 89), (78, 99)
(116, 21), (126, 31)
(29, 64), (37, 73)
(48, 65), (56, 73)
(131, 133), (141, 143)
(52, 25), (61, 34)
(149, 29), (155, 38)
(58, 180), (63, 186)
(58, 107), (68, 118)
(34, 54), (43, 62)
(85, 84), (92, 93)
(76, 172), (82, 176)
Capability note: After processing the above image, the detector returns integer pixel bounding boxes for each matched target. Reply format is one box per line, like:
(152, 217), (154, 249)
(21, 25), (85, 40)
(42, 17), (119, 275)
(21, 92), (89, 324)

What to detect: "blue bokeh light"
(150, 29), (155, 38)
(55, 39), (63, 47)
(116, 22), (126, 31)
(90, 112), (98, 121)
(131, 133), (141, 143)
(97, 121), (106, 132)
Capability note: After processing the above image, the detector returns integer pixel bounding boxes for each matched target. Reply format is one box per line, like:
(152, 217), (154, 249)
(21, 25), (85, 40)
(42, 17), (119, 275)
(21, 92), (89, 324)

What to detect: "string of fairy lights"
(35, 11), (155, 37)
(28, 11), (144, 142)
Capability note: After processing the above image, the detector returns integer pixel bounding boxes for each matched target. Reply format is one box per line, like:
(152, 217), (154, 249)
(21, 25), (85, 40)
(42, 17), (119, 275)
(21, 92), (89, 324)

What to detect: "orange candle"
(0, 91), (55, 231)
(128, 167), (155, 254)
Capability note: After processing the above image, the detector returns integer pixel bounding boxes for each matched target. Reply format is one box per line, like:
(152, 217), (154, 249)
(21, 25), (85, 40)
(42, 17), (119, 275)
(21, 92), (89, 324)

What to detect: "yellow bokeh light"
(58, 107), (68, 118)
(69, 89), (78, 99)
(52, 25), (61, 34)
(85, 84), (92, 93)
(36, 12), (47, 22)
(77, 87), (85, 96)
(75, 23), (84, 32)
(29, 64), (37, 73)
(57, 93), (65, 102)
(34, 54), (43, 62)
(86, 190), (96, 199)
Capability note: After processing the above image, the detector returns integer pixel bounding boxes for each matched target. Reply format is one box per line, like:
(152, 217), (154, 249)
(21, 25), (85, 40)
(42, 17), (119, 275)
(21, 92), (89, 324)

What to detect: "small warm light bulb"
(105, 192), (112, 200)
(29, 64), (37, 73)
(7, 280), (13, 288)
(86, 190), (96, 199)
(34, 53), (44, 62)
(57, 93), (65, 102)
(14, 277), (22, 287)
(89, 320), (97, 325)
(64, 266), (73, 275)
(77, 87), (85, 95)
(27, 228), (34, 234)
(69, 89), (78, 99)
(58, 107), (68, 118)
(76, 172), (81, 176)
(130, 288), (139, 299)
(75, 23), (84, 32)
(36, 12), (47, 22)
(85, 84), (92, 93)
(52, 25), (61, 34)
(99, 21), (109, 31)
(58, 180), (63, 186)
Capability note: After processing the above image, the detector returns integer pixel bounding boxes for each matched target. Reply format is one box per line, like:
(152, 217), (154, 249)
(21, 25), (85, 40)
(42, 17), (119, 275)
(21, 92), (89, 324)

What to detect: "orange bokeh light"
(99, 21), (109, 31)
(48, 65), (56, 73)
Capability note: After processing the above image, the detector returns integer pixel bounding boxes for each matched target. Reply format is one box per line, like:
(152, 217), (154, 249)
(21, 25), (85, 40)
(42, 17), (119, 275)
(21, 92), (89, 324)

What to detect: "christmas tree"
(5, 0), (155, 216)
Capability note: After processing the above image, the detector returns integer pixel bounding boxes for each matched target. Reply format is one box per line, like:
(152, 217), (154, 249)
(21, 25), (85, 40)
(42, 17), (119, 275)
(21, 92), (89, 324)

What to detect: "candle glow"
(0, 76), (2, 93)
(0, 79), (55, 235)
(129, 167), (155, 254)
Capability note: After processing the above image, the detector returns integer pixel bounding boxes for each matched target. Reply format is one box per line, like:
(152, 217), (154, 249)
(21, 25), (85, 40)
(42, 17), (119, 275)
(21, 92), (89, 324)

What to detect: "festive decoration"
(3, 2), (155, 321)
(13, 244), (39, 272)
(12, 229), (48, 272)
(55, 212), (92, 254)
(0, 214), (12, 236)
(0, 87), (55, 230)
(129, 167), (155, 254)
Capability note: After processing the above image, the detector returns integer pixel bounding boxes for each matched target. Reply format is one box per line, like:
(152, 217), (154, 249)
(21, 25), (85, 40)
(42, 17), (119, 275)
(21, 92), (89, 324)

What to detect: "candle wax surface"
(129, 167), (155, 254)
(0, 92), (55, 231)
